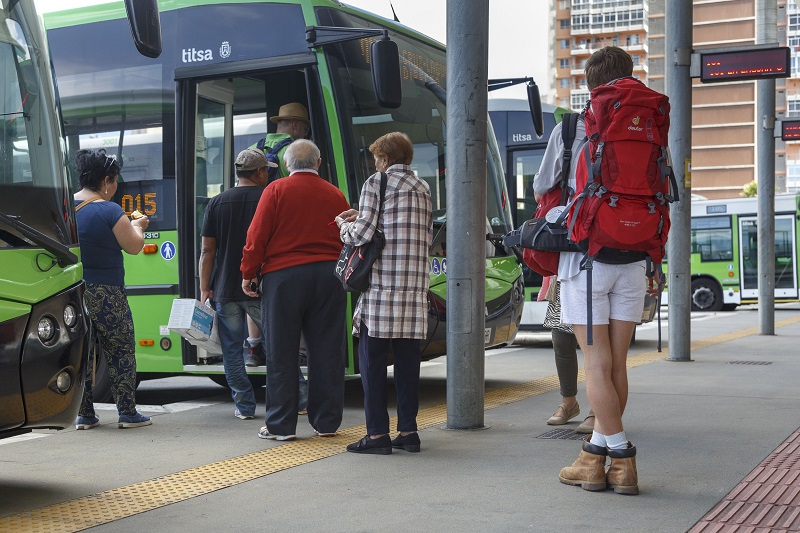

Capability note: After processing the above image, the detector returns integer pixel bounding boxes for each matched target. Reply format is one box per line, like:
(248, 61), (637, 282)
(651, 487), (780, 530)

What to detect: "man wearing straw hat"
(256, 102), (311, 179)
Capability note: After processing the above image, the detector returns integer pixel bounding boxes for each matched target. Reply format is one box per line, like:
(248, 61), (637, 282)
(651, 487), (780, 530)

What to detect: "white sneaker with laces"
(257, 426), (296, 441)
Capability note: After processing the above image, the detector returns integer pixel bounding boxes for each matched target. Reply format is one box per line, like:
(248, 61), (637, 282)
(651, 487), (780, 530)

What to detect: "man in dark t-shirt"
(199, 149), (275, 419)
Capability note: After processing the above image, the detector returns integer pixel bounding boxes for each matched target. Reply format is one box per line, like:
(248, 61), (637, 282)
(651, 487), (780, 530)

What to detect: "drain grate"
(537, 428), (586, 440)
(727, 360), (773, 365)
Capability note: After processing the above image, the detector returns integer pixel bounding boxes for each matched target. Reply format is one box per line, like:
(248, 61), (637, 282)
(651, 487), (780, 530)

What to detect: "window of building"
(559, 58), (570, 69)
(559, 39), (570, 49)
(560, 18), (570, 29)
(560, 78), (571, 88)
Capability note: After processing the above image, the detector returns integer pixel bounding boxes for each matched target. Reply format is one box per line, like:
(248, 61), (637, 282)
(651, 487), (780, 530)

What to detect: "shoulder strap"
(75, 197), (102, 212)
(377, 172), (387, 216)
(256, 138), (266, 150)
(269, 137), (293, 154)
(559, 113), (579, 205)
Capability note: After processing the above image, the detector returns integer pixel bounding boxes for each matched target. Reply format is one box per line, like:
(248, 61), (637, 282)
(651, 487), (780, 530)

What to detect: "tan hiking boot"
(559, 438), (608, 491)
(607, 442), (639, 495)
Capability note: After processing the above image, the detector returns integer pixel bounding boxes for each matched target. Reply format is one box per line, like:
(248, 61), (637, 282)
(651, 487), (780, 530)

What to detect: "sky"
(33, 0), (550, 101)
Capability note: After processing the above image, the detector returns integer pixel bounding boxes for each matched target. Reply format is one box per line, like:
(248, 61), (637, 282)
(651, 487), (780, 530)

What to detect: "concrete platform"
(1, 305), (799, 532)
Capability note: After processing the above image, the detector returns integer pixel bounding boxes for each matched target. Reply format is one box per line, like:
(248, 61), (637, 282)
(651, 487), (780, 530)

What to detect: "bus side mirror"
(527, 82), (544, 137)
(371, 39), (402, 109)
(125, 0), (162, 58)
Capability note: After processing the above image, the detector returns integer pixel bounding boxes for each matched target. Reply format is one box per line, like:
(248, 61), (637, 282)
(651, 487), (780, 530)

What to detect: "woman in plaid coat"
(336, 132), (433, 455)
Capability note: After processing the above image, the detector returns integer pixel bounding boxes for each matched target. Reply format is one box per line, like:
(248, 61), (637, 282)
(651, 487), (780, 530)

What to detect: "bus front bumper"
(0, 283), (88, 437)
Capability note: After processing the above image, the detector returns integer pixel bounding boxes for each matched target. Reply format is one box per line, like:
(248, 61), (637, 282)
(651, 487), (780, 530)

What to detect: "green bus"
(0, 1), (160, 438)
(677, 194), (800, 311)
(44, 0), (527, 395)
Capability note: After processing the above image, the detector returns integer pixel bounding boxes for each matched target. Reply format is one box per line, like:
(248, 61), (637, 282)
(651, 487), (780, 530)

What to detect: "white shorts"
(560, 261), (647, 325)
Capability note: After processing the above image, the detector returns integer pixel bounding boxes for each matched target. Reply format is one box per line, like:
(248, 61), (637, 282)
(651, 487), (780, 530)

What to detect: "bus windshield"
(319, 7), (513, 237)
(0, 4), (74, 247)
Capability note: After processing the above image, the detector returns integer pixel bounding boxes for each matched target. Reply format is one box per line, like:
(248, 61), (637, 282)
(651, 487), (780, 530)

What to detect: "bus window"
(691, 215), (732, 262)
(512, 149), (544, 224)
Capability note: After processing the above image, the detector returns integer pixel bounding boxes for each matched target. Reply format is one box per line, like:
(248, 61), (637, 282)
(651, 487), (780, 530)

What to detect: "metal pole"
(445, 0), (488, 429)
(757, 0), (776, 335)
(665, 0), (693, 361)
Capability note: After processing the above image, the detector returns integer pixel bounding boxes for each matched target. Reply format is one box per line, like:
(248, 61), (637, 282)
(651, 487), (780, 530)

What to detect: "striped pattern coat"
(339, 165), (433, 339)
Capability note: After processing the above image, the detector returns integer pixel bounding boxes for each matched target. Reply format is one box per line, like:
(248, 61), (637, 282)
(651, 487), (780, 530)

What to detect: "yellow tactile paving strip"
(3, 315), (799, 532)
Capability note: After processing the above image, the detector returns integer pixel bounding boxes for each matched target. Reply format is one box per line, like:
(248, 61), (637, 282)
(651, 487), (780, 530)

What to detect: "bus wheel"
(208, 374), (228, 388)
(208, 374), (266, 389)
(691, 278), (723, 312)
(86, 333), (114, 403)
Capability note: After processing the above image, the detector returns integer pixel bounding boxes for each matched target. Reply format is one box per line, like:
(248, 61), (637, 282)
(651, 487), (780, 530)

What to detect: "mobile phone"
(249, 281), (259, 294)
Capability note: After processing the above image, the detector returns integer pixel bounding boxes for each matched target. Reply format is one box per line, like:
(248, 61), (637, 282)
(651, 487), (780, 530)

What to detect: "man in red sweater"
(241, 139), (350, 441)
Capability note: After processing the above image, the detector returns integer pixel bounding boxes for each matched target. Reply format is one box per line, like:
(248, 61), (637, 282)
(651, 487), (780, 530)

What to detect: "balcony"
(572, 20), (648, 36)
(570, 89), (590, 111)
(571, 39), (648, 56)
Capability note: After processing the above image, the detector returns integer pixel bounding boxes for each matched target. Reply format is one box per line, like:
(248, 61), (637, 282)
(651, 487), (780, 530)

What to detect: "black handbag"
(334, 172), (387, 293)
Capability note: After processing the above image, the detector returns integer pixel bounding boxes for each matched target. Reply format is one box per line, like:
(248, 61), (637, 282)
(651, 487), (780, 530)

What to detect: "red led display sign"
(782, 120), (800, 141)
(700, 47), (790, 83)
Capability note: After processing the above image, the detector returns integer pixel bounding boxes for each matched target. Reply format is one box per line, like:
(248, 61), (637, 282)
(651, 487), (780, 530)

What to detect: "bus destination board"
(782, 119), (800, 141)
(700, 47), (790, 83)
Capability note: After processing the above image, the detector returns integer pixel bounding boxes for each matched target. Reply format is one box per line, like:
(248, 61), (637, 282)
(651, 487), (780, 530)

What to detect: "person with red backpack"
(540, 47), (670, 496)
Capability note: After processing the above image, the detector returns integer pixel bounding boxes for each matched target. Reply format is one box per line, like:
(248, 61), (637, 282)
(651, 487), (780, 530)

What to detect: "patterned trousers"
(79, 283), (138, 417)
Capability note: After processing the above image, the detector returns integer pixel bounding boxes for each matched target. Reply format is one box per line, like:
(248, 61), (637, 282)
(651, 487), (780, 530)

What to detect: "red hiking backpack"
(568, 77), (677, 267)
(567, 77), (677, 345)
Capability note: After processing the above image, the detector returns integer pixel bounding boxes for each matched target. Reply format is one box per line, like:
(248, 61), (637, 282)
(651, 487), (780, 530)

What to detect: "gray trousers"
(552, 328), (579, 398)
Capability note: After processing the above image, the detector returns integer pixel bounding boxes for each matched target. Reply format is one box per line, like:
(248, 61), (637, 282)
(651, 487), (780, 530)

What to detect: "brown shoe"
(547, 403), (580, 425)
(607, 442), (639, 495)
(575, 410), (595, 434)
(559, 438), (608, 491)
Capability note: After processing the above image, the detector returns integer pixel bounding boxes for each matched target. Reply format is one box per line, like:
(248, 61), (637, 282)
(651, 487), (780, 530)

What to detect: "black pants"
(552, 328), (579, 398)
(358, 322), (421, 436)
(261, 261), (345, 435)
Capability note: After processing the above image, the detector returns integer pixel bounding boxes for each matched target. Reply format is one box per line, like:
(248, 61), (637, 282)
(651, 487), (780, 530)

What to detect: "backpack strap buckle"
(647, 202), (656, 214)
(608, 195), (619, 207)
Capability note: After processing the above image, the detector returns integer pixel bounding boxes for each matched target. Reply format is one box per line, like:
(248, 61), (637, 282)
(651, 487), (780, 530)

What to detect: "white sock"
(589, 431), (606, 448)
(606, 431), (628, 450)
(247, 337), (261, 347)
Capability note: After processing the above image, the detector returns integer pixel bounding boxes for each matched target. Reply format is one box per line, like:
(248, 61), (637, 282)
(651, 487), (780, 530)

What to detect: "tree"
(740, 180), (757, 197)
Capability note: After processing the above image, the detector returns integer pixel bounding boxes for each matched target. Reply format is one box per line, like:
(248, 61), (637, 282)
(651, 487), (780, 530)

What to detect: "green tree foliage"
(740, 180), (758, 197)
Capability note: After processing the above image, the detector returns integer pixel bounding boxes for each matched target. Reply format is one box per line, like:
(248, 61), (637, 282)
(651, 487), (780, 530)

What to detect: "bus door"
(739, 215), (798, 299)
(175, 64), (323, 365)
(507, 147), (546, 326)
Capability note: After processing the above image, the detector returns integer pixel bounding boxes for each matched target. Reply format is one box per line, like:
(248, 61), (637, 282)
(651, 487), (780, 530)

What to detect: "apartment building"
(552, 0), (791, 200)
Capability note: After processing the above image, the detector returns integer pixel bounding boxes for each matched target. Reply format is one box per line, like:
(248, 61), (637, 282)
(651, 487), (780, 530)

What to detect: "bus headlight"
(37, 317), (56, 342)
(63, 305), (77, 328)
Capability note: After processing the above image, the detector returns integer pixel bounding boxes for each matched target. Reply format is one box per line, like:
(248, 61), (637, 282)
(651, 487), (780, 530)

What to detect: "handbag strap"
(376, 171), (387, 219)
(75, 196), (103, 212)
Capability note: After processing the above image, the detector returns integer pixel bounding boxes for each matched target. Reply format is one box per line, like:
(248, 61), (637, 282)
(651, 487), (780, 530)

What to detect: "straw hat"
(270, 102), (309, 125)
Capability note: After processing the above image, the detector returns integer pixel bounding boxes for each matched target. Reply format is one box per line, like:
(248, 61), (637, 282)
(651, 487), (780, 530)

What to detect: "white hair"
(284, 139), (320, 171)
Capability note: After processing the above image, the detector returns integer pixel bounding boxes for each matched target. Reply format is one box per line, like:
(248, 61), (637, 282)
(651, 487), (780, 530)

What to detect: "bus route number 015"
(121, 192), (157, 218)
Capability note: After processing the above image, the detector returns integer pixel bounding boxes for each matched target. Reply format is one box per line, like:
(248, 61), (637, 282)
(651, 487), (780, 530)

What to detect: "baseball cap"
(235, 149), (278, 171)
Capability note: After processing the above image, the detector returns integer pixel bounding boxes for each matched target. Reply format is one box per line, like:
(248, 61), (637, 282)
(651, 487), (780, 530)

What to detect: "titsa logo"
(182, 47), (213, 63)
(628, 116), (643, 132)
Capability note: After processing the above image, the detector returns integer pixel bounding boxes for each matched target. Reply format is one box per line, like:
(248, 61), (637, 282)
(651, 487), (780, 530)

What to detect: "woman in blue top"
(73, 149), (152, 430)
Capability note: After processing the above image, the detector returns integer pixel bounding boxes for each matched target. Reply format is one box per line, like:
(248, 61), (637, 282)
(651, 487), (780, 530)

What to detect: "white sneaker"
(257, 426), (296, 441)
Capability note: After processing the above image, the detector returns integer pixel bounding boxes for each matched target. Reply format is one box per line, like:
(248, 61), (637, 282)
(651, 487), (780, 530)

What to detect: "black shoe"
(346, 434), (392, 455)
(391, 432), (421, 452)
